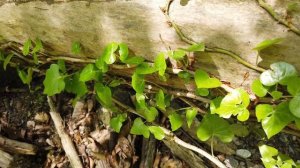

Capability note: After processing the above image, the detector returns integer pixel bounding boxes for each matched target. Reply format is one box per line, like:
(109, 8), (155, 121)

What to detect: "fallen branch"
(257, 0), (300, 36)
(47, 96), (83, 168)
(0, 135), (37, 155)
(0, 149), (13, 168)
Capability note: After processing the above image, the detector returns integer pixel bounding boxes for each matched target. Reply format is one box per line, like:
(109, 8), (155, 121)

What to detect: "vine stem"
(256, 0), (300, 36)
(113, 96), (227, 168)
(162, 0), (266, 73)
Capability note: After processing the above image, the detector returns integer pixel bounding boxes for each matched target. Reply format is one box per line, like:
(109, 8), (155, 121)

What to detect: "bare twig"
(257, 0), (300, 36)
(0, 135), (37, 155)
(47, 96), (83, 168)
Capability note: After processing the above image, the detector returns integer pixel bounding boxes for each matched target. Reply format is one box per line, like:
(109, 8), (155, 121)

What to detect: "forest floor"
(0, 69), (300, 168)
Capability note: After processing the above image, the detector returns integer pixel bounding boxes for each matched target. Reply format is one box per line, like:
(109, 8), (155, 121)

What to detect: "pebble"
(236, 149), (251, 159)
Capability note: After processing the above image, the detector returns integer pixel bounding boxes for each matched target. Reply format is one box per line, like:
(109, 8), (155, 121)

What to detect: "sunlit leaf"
(123, 56), (144, 65)
(130, 118), (150, 138)
(253, 38), (283, 51)
(260, 62), (298, 86)
(186, 108), (197, 128)
(23, 39), (32, 56)
(102, 42), (118, 64)
(194, 69), (221, 88)
(95, 56), (108, 73)
(57, 59), (66, 73)
(168, 50), (186, 60)
(251, 79), (268, 97)
(95, 82), (112, 107)
(195, 88), (209, 96)
(168, 113), (183, 131)
(109, 79), (122, 87)
(71, 41), (81, 54)
(287, 77), (300, 96)
(119, 43), (128, 62)
(65, 72), (88, 98)
(180, 43), (205, 52)
(289, 95), (300, 118)
(270, 91), (282, 100)
(110, 114), (127, 133)
(154, 52), (166, 76)
(197, 114), (234, 143)
(80, 64), (102, 82)
(155, 89), (165, 111)
(135, 63), (157, 75)
(148, 126), (165, 140)
(144, 107), (158, 122)
(132, 72), (145, 93)
(43, 64), (65, 96)
(32, 38), (43, 54)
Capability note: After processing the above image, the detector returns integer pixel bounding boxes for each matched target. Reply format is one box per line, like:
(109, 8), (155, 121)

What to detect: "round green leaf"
(287, 77), (300, 96)
(230, 124), (249, 137)
(95, 55), (108, 73)
(154, 52), (166, 76)
(80, 64), (101, 82)
(65, 73), (88, 98)
(168, 50), (186, 60)
(148, 126), (165, 140)
(95, 83), (112, 107)
(270, 91), (283, 100)
(110, 114), (127, 133)
(123, 56), (145, 65)
(259, 144), (278, 158)
(130, 118), (150, 138)
(168, 113), (183, 131)
(210, 97), (223, 114)
(43, 64), (65, 96)
(195, 88), (209, 96)
(186, 108), (197, 128)
(256, 104), (273, 122)
(196, 114), (234, 143)
(194, 69), (221, 88)
(144, 107), (158, 122)
(260, 62), (298, 86)
(251, 79), (268, 97)
(132, 72), (145, 93)
(289, 95), (300, 118)
(135, 63), (157, 75)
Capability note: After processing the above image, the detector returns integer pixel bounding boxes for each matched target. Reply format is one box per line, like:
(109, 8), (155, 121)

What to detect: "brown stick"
(47, 96), (83, 168)
(0, 149), (13, 168)
(0, 135), (37, 155)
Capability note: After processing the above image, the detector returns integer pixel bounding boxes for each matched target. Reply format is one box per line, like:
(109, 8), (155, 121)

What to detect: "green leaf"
(144, 107), (158, 122)
(155, 90), (165, 111)
(186, 108), (197, 128)
(251, 79), (268, 97)
(123, 56), (145, 65)
(289, 95), (300, 118)
(287, 77), (300, 96)
(110, 114), (127, 133)
(180, 43), (205, 52)
(136, 93), (147, 109)
(130, 118), (150, 138)
(253, 38), (283, 51)
(43, 64), (65, 96)
(23, 39), (32, 56)
(194, 69), (221, 88)
(195, 88), (209, 96)
(119, 43), (128, 62)
(154, 52), (166, 76)
(270, 91), (282, 100)
(95, 56), (108, 73)
(109, 79), (122, 87)
(65, 73), (88, 98)
(80, 64), (102, 82)
(148, 126), (165, 140)
(132, 72), (145, 93)
(230, 124), (249, 137)
(168, 113), (183, 131)
(210, 97), (223, 114)
(3, 53), (13, 70)
(95, 83), (112, 107)
(168, 50), (186, 60)
(57, 59), (66, 73)
(260, 62), (298, 86)
(259, 144), (278, 158)
(197, 114), (234, 143)
(32, 53), (38, 65)
(102, 42), (118, 64)
(215, 88), (250, 121)
(17, 68), (28, 84)
(256, 104), (273, 122)
(295, 119), (300, 129)
(135, 63), (157, 75)
(259, 102), (294, 138)
(32, 38), (43, 54)
(71, 41), (81, 54)
(178, 71), (193, 82)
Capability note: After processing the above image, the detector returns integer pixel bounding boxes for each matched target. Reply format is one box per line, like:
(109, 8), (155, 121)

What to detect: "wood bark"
(0, 149), (13, 168)
(0, 0), (299, 89)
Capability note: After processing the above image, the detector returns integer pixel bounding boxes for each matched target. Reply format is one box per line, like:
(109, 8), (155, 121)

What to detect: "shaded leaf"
(289, 95), (300, 118)
(230, 124), (249, 137)
(123, 56), (144, 65)
(65, 72), (88, 98)
(186, 108), (197, 128)
(43, 64), (65, 96)
(154, 52), (166, 76)
(95, 83), (112, 107)
(3, 53), (13, 70)
(109, 79), (122, 87)
(71, 41), (81, 54)
(32, 38), (43, 54)
(95, 56), (108, 73)
(110, 114), (127, 133)
(135, 63), (157, 75)
(270, 91), (282, 100)
(57, 59), (66, 73)
(251, 79), (268, 97)
(155, 89), (165, 111)
(132, 72), (145, 93)
(287, 77), (300, 96)
(148, 126), (165, 140)
(197, 114), (234, 143)
(80, 64), (101, 82)
(168, 113), (183, 131)
(196, 88), (209, 96)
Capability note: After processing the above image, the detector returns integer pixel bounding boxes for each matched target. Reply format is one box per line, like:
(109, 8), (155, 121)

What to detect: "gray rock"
(224, 157), (239, 168)
(236, 149), (251, 159)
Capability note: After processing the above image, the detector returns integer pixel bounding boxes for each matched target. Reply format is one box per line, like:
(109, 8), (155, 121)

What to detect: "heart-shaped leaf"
(168, 113), (183, 131)
(135, 63), (157, 75)
(95, 83), (112, 107)
(148, 126), (165, 140)
(287, 77), (300, 96)
(144, 107), (158, 122)
(3, 53), (14, 71)
(186, 108), (197, 128)
(32, 38), (43, 54)
(251, 79), (268, 97)
(130, 118), (150, 138)
(230, 124), (249, 137)
(80, 64), (102, 82)
(178, 71), (193, 83)
(154, 52), (166, 76)
(289, 95), (300, 118)
(57, 59), (66, 73)
(196, 88), (209, 96)
(215, 89), (250, 121)
(119, 43), (128, 62)
(132, 73), (145, 93)
(136, 93), (146, 109)
(257, 102), (294, 138)
(260, 62), (298, 86)
(253, 38), (283, 51)
(43, 64), (65, 96)
(155, 90), (166, 111)
(123, 56), (145, 65)
(197, 114), (234, 143)
(110, 114), (127, 133)
(194, 69), (221, 88)
(168, 50), (186, 60)
(65, 72), (88, 98)
(102, 42), (119, 64)
(210, 97), (223, 114)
